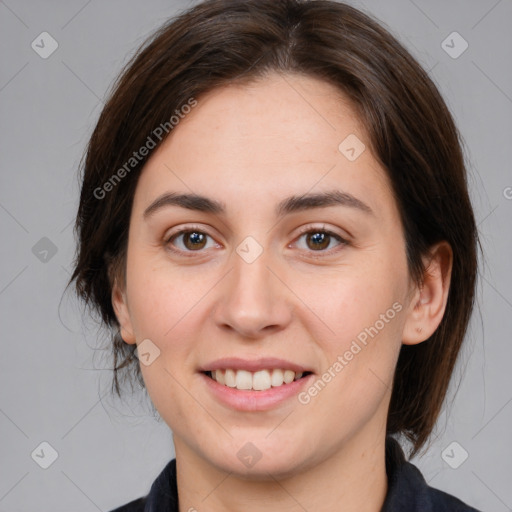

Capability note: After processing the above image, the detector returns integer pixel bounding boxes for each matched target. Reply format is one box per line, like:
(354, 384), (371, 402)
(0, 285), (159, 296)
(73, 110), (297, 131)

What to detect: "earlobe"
(111, 280), (137, 345)
(402, 241), (453, 346)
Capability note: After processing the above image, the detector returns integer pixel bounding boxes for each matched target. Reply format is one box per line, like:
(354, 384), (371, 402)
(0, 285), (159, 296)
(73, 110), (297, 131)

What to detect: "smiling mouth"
(203, 369), (313, 391)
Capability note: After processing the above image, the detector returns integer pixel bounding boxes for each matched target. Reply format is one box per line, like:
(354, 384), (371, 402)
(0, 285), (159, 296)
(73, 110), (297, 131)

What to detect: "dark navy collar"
(111, 436), (481, 511)
(381, 436), (480, 511)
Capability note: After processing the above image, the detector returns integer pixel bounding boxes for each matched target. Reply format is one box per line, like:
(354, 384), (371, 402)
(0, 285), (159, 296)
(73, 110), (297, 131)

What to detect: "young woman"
(68, 1), (482, 510)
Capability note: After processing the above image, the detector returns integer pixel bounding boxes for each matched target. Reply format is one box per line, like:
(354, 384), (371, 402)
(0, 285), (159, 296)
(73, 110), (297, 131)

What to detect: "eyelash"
(165, 224), (348, 258)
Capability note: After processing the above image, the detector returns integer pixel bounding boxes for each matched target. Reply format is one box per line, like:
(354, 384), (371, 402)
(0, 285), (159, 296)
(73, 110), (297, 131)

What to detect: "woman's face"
(113, 72), (420, 477)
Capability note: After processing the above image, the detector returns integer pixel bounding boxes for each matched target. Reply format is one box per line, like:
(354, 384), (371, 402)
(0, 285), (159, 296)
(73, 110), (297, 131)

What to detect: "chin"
(218, 456), (308, 481)
(200, 439), (314, 480)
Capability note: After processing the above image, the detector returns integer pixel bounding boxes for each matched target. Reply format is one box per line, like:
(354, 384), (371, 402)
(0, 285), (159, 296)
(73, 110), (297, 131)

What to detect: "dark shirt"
(110, 436), (481, 511)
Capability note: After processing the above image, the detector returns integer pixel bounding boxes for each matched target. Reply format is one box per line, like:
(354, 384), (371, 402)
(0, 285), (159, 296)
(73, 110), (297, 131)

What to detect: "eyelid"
(164, 223), (217, 241)
(293, 223), (349, 241)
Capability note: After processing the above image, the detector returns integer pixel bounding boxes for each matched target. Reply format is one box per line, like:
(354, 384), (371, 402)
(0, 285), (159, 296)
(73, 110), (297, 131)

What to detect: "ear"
(402, 241), (453, 345)
(111, 278), (136, 345)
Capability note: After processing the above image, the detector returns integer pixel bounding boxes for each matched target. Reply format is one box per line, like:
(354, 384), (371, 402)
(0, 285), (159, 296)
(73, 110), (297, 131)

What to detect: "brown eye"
(182, 231), (207, 250)
(305, 231), (331, 251)
(294, 229), (347, 254)
(167, 230), (215, 253)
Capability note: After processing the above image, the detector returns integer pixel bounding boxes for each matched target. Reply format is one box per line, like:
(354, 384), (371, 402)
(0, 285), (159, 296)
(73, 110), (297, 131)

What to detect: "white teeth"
(283, 370), (295, 384)
(253, 370), (271, 391)
(224, 369), (236, 387)
(214, 369), (225, 385)
(271, 369), (284, 387)
(235, 370), (253, 390)
(209, 368), (307, 391)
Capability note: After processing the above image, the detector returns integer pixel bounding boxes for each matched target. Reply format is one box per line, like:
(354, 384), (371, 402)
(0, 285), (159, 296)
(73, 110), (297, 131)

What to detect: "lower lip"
(200, 372), (315, 411)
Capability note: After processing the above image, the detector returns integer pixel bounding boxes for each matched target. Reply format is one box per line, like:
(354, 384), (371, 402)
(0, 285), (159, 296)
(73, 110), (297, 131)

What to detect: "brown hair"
(68, 0), (480, 457)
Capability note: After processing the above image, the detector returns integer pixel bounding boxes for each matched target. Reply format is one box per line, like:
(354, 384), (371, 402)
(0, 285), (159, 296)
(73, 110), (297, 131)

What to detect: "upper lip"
(199, 357), (314, 374)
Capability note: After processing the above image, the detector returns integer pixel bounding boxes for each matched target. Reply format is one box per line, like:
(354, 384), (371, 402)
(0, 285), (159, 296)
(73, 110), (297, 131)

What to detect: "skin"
(112, 72), (452, 512)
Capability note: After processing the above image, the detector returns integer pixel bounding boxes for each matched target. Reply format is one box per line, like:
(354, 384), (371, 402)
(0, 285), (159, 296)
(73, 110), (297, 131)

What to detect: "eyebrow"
(143, 190), (374, 220)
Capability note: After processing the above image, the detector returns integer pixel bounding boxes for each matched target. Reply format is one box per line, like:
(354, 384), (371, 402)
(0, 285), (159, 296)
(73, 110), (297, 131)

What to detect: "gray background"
(1, 0), (511, 510)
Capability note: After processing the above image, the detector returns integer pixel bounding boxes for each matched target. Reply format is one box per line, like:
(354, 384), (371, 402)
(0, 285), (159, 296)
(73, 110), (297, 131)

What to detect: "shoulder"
(108, 496), (147, 512)
(426, 485), (481, 511)
(107, 458), (178, 512)
(383, 436), (482, 512)
(393, 460), (482, 511)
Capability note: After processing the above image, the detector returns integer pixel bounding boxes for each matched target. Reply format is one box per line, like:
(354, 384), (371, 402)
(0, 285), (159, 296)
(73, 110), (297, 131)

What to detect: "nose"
(213, 242), (293, 339)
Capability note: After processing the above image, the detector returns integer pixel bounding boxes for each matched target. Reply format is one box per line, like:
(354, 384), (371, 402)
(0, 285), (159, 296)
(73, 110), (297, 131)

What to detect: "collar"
(381, 436), (479, 511)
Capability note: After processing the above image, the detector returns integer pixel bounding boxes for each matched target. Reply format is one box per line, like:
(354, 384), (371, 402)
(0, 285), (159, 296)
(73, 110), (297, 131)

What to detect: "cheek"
(293, 260), (405, 344)
(123, 250), (217, 379)
(125, 247), (204, 338)
(295, 274), (404, 430)
(292, 257), (406, 396)
(124, 259), (200, 416)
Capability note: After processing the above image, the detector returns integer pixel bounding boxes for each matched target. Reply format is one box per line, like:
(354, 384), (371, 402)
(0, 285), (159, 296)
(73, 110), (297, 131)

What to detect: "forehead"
(133, 72), (392, 213)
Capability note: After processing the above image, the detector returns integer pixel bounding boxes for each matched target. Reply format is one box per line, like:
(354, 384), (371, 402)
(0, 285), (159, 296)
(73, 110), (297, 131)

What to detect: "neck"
(174, 428), (388, 512)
